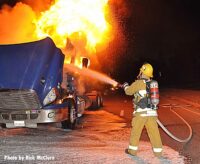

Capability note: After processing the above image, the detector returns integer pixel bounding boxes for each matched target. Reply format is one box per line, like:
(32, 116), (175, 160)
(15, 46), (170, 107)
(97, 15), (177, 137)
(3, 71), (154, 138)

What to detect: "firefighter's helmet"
(140, 63), (153, 78)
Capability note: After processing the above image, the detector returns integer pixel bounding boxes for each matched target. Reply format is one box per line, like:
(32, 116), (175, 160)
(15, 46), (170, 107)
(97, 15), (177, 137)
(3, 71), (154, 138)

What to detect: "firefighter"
(121, 63), (163, 157)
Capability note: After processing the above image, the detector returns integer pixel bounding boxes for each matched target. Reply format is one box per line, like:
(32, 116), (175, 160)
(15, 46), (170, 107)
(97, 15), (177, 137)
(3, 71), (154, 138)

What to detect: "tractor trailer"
(0, 37), (102, 129)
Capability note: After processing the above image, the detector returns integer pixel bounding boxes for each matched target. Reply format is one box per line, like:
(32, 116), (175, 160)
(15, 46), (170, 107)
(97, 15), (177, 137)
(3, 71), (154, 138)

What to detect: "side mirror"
(81, 57), (90, 68)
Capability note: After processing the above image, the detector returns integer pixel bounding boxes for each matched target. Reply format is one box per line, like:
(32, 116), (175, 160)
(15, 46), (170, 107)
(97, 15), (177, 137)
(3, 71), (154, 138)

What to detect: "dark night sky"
(0, 0), (17, 7)
(110, 0), (200, 88)
(1, 0), (200, 88)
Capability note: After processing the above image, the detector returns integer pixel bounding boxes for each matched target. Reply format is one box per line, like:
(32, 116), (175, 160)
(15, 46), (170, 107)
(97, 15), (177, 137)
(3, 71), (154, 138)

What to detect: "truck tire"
(61, 98), (77, 130)
(100, 95), (103, 107)
(91, 94), (101, 110)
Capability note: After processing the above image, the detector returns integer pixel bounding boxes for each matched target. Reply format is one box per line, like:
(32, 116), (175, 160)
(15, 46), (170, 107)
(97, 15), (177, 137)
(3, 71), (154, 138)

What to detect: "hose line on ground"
(157, 105), (193, 143)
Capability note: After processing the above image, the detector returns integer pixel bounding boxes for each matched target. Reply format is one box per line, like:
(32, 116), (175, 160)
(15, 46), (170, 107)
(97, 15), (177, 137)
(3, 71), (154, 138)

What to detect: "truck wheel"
(100, 95), (103, 107)
(0, 123), (6, 130)
(61, 99), (77, 130)
(92, 94), (101, 109)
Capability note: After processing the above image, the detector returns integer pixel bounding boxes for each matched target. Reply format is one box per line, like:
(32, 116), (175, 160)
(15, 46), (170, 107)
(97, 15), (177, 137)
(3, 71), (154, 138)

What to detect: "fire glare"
(35, 0), (111, 52)
(0, 0), (115, 68)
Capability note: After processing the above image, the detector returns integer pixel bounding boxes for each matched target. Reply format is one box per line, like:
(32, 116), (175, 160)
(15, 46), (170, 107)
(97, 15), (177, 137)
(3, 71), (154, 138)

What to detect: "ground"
(0, 89), (200, 164)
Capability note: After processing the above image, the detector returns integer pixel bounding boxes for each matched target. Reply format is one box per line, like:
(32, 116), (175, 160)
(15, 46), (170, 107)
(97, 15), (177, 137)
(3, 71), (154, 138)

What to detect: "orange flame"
(0, 0), (115, 68)
(35, 0), (111, 54)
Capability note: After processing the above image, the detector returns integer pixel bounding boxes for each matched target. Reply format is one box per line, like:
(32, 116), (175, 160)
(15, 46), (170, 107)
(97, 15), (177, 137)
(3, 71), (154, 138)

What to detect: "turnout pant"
(128, 112), (163, 157)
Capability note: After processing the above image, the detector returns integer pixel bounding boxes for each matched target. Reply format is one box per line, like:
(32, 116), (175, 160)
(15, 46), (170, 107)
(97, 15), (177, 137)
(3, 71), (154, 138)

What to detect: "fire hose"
(157, 104), (193, 143)
(62, 65), (191, 143)
(117, 82), (192, 143)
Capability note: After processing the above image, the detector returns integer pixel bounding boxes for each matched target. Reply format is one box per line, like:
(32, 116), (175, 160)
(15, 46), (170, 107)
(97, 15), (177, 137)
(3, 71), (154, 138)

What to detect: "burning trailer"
(0, 37), (103, 129)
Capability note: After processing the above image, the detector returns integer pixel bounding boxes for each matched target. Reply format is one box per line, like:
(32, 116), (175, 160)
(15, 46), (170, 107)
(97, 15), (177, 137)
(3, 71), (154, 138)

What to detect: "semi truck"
(0, 37), (103, 129)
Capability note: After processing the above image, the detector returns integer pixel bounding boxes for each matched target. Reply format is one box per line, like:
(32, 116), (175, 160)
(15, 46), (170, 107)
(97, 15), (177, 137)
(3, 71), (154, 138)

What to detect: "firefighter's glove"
(122, 82), (129, 90)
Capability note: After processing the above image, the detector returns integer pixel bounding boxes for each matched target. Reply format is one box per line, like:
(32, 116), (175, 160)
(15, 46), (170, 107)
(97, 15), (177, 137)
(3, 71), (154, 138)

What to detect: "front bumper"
(0, 107), (68, 128)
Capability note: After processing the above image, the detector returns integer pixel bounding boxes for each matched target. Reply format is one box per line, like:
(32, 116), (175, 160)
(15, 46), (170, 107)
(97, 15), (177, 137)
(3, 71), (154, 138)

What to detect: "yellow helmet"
(140, 63), (153, 78)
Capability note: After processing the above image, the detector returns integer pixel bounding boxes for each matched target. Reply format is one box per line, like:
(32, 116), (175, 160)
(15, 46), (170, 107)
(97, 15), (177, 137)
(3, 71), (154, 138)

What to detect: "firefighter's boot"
(128, 149), (137, 156)
(154, 152), (162, 157)
(125, 149), (137, 156)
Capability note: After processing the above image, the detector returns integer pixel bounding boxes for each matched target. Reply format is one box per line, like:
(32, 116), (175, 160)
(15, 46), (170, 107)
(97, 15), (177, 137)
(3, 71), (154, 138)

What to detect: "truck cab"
(0, 38), (79, 129)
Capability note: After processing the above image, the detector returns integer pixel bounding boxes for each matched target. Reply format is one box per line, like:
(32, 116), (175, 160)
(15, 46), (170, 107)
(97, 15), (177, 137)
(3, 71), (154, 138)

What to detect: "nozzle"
(120, 82), (129, 89)
(115, 83), (124, 89)
(110, 83), (122, 90)
(116, 83), (123, 88)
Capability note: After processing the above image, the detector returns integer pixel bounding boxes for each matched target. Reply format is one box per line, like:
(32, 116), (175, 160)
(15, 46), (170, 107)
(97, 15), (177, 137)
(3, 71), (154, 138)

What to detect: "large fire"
(34, 0), (112, 66)
(0, 0), (128, 69)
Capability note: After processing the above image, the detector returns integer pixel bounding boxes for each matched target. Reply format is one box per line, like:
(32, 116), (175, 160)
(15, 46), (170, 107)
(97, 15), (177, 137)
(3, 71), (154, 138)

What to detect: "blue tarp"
(0, 37), (64, 103)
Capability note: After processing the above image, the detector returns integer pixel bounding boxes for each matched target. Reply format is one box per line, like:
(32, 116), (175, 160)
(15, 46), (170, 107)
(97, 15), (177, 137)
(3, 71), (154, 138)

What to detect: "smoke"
(96, 0), (131, 72)
(0, 0), (54, 44)
(109, 0), (131, 18)
(110, 0), (132, 51)
(0, 0), (130, 73)
(0, 2), (37, 44)
(62, 64), (119, 95)
(21, 0), (54, 14)
(65, 64), (118, 86)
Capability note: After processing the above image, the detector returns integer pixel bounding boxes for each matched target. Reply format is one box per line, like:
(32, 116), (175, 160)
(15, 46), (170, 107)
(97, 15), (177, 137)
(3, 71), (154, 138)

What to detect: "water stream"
(64, 64), (118, 86)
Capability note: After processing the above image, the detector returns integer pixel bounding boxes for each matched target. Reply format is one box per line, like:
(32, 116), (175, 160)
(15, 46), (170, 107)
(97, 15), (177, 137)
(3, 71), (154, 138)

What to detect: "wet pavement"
(1, 89), (200, 163)
(0, 111), (184, 164)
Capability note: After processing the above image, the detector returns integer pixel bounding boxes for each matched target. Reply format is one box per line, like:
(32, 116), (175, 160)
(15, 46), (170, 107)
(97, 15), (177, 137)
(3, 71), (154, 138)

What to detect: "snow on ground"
(0, 110), (185, 164)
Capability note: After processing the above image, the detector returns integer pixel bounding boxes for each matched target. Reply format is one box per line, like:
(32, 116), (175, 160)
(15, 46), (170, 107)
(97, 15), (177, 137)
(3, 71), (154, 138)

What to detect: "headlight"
(43, 88), (57, 106)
